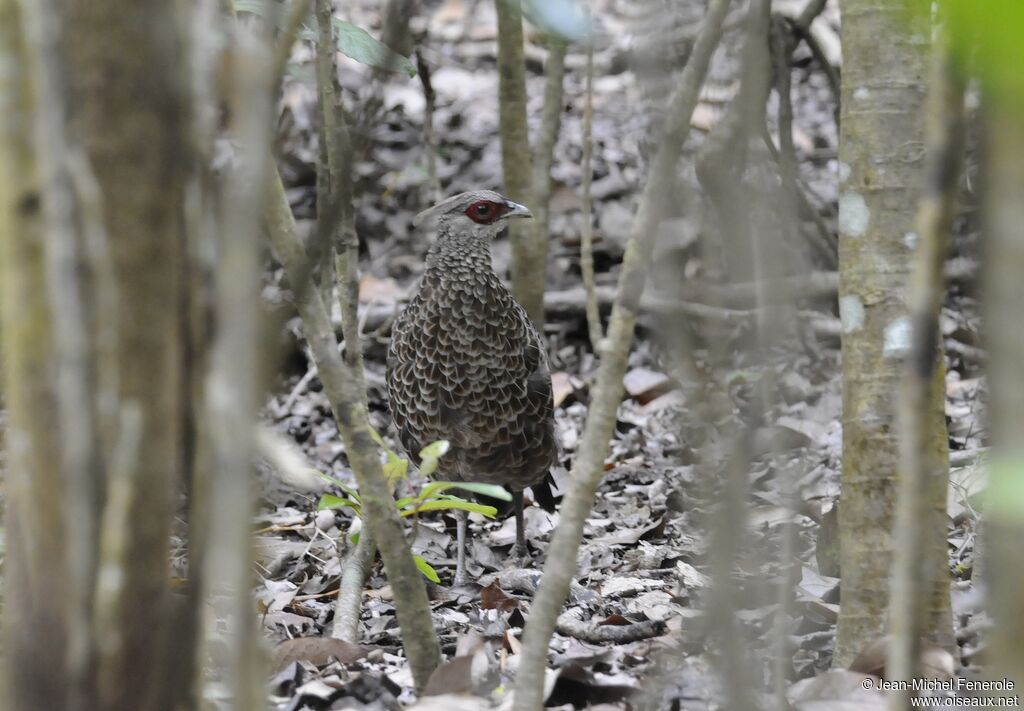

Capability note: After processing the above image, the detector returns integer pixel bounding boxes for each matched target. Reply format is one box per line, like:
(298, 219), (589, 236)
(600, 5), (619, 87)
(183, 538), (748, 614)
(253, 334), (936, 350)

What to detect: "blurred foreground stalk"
(982, 102), (1024, 688)
(511, 0), (732, 707)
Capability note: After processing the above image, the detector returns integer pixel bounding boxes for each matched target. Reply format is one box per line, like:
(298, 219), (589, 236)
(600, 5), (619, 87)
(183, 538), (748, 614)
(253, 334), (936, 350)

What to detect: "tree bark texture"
(835, 0), (952, 666)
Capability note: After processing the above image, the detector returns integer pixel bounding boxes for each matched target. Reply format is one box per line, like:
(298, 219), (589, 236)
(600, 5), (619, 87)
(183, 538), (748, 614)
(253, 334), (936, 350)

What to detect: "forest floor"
(247, 0), (988, 708)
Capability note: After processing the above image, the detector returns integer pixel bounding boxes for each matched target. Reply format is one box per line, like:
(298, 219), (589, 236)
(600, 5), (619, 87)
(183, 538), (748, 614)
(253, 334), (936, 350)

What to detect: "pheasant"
(386, 190), (557, 584)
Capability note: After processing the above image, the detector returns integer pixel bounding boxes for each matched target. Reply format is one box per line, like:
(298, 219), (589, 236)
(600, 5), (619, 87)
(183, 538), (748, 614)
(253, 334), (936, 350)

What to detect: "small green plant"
(316, 431), (511, 581)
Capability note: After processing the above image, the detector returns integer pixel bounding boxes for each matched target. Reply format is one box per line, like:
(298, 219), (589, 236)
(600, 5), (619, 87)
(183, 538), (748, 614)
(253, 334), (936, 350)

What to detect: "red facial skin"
(465, 200), (510, 225)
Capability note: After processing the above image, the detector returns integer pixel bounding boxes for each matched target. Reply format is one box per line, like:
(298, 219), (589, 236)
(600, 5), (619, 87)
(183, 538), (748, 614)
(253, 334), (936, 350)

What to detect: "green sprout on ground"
(315, 430), (511, 582)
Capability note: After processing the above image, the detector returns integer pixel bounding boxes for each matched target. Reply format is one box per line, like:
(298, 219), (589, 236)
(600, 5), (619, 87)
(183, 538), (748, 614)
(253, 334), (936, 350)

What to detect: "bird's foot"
(508, 542), (532, 569)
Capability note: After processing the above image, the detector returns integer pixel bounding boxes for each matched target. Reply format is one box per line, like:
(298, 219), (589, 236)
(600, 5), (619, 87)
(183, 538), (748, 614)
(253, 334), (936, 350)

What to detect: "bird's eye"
(465, 200), (501, 224)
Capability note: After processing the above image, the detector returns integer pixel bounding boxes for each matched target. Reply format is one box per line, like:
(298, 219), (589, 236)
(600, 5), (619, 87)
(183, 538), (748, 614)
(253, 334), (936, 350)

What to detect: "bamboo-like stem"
(511, 2), (732, 708)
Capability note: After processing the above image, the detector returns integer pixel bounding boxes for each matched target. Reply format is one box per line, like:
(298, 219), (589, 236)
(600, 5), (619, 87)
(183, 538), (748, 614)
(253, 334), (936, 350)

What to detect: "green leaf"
(448, 482), (513, 502)
(231, 1), (416, 78)
(232, 0), (272, 16)
(333, 19), (416, 77)
(522, 0), (592, 42)
(394, 495), (418, 510)
(904, 0), (1024, 106)
(403, 500), (498, 517)
(418, 439), (450, 478)
(315, 471), (360, 498)
(383, 452), (409, 485)
(417, 481), (458, 501)
(985, 454), (1024, 523)
(317, 493), (361, 514)
(413, 554), (441, 583)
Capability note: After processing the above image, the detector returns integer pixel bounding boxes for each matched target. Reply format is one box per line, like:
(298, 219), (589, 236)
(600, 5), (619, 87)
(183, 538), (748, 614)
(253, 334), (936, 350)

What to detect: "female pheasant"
(386, 190), (557, 584)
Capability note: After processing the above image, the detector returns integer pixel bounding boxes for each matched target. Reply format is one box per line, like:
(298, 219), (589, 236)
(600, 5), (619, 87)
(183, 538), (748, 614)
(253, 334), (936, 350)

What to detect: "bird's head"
(414, 189), (533, 240)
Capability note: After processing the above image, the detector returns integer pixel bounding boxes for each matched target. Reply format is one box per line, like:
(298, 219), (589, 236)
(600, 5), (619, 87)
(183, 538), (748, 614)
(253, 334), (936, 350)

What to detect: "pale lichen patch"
(837, 161), (852, 184)
(853, 86), (871, 101)
(883, 316), (912, 358)
(903, 231), (919, 250)
(840, 295), (865, 334)
(839, 192), (870, 237)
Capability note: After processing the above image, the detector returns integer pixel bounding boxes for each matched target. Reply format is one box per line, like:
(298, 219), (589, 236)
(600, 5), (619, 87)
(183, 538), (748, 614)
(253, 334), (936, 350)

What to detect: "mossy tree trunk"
(834, 0), (952, 665)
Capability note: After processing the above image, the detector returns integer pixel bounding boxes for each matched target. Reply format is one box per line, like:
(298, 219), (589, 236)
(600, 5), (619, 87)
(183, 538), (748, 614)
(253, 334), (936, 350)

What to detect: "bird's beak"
(504, 201), (533, 219)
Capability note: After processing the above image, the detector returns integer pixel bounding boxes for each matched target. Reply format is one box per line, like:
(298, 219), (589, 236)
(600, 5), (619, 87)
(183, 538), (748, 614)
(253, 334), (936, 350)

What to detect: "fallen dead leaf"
(271, 637), (374, 674)
(480, 580), (520, 611)
(623, 367), (677, 404)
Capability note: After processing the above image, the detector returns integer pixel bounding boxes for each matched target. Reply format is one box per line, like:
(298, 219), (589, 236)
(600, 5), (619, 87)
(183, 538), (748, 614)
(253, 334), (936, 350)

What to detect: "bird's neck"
(424, 223), (495, 276)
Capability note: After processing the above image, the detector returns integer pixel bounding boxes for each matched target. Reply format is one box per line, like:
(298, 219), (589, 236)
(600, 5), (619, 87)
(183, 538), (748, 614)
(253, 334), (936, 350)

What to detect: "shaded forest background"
(1, 0), (1022, 709)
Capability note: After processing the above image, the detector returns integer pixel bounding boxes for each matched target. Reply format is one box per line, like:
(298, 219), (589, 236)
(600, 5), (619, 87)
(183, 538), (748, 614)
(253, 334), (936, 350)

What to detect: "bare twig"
(417, 49), (441, 204)
(332, 524), (377, 643)
(795, 0), (827, 32)
(579, 41), (604, 350)
(511, 2), (733, 708)
(271, 0), (314, 91)
(555, 609), (667, 644)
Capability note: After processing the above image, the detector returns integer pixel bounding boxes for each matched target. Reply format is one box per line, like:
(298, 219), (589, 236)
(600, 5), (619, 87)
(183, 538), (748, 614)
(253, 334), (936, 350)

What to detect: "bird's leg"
(454, 509), (468, 586)
(510, 489), (528, 564)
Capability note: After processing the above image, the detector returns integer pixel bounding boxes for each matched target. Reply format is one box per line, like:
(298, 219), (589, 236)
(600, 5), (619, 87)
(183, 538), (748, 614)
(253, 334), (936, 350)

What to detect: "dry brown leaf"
(480, 580), (520, 611)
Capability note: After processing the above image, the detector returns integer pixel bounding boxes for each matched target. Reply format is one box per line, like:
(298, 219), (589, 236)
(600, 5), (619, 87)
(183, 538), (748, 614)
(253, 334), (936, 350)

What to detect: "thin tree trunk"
(834, 0), (952, 666)
(0, 2), (69, 707)
(61, 1), (191, 707)
(511, 1), (731, 707)
(265, 169), (441, 691)
(530, 36), (567, 320)
(495, 0), (542, 326)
